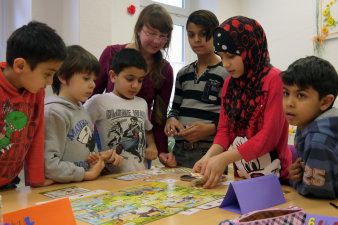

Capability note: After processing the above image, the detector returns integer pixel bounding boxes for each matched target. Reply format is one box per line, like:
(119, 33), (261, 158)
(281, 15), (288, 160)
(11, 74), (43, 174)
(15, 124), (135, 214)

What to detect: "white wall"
(1, 0), (337, 105)
(236, 0), (338, 106)
(236, 0), (316, 70)
(79, 0), (139, 58)
(31, 0), (80, 45)
(194, 0), (240, 23)
(0, 0), (32, 61)
(2, 0), (338, 68)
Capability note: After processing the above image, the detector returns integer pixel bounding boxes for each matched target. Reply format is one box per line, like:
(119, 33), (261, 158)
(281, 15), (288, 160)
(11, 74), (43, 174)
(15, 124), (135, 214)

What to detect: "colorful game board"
(40, 186), (90, 198)
(161, 167), (192, 173)
(71, 182), (223, 225)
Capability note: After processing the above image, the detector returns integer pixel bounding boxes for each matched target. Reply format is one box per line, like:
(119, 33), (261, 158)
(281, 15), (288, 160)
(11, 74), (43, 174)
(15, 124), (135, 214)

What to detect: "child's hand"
(99, 150), (115, 162)
(164, 117), (185, 137)
(100, 149), (124, 166)
(99, 149), (113, 161)
(145, 146), (158, 160)
(31, 179), (55, 187)
(180, 122), (215, 143)
(84, 158), (105, 181)
(87, 153), (100, 167)
(289, 157), (304, 182)
(192, 154), (210, 173)
(159, 152), (177, 167)
(200, 154), (228, 189)
(192, 154), (226, 189)
(112, 154), (124, 167)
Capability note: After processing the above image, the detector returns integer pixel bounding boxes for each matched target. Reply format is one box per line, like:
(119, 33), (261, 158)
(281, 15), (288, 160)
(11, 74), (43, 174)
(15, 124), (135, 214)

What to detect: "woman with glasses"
(92, 4), (174, 166)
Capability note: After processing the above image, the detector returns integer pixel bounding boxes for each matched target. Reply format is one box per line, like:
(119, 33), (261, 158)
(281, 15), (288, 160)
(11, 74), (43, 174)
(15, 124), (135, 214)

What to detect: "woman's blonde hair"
(134, 4), (173, 125)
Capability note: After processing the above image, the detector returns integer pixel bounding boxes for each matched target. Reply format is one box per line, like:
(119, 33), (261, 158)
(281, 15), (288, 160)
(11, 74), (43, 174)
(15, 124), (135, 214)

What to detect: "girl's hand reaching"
(192, 155), (210, 173)
(192, 145), (241, 189)
(199, 154), (228, 189)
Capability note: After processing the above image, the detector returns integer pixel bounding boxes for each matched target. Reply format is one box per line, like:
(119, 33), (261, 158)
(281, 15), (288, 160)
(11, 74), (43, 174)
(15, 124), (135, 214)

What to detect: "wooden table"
(1, 170), (337, 224)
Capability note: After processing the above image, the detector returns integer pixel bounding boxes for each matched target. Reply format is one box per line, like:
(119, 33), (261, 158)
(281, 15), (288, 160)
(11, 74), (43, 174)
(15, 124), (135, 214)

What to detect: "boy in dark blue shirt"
(281, 56), (338, 199)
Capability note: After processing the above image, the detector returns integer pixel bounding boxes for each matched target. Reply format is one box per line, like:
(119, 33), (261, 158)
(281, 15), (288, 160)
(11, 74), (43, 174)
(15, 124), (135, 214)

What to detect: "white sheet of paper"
(69, 190), (109, 200)
(197, 199), (223, 209)
(179, 208), (201, 215)
(116, 173), (150, 180)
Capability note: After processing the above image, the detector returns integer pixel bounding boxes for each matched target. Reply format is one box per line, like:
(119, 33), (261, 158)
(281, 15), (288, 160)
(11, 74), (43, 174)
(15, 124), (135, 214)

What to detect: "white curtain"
(0, 0), (32, 62)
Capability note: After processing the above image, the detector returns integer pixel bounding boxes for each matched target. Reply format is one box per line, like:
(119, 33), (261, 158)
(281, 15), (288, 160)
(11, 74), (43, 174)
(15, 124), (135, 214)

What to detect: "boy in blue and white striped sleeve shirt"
(282, 56), (338, 199)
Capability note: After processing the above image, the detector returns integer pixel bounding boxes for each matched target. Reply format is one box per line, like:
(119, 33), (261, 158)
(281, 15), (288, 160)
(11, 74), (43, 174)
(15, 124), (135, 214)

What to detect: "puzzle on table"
(71, 182), (223, 225)
(40, 186), (90, 198)
(114, 173), (151, 180)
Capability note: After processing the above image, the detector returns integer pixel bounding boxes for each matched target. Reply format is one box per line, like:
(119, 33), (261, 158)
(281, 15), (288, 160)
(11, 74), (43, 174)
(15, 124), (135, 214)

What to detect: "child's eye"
(187, 33), (195, 38)
(138, 79), (144, 83)
(297, 93), (306, 99)
(199, 32), (207, 38)
(282, 91), (289, 97)
(45, 73), (52, 78)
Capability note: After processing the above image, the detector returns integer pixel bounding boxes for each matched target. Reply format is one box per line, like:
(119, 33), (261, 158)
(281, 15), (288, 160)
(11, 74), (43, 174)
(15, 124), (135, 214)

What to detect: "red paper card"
(3, 198), (76, 225)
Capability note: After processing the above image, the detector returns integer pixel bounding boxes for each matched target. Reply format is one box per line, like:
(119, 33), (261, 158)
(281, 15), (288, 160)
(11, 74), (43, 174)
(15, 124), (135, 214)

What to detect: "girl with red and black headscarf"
(192, 16), (292, 188)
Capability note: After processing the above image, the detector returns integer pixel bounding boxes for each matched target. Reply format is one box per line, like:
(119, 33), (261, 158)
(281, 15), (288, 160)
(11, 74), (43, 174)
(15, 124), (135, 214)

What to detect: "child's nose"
(89, 80), (96, 89)
(131, 81), (139, 88)
(222, 61), (230, 69)
(46, 76), (53, 86)
(286, 97), (295, 107)
(193, 35), (201, 42)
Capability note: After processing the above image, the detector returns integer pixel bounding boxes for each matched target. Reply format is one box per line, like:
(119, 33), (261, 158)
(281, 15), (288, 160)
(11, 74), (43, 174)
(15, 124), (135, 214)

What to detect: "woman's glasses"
(142, 29), (169, 42)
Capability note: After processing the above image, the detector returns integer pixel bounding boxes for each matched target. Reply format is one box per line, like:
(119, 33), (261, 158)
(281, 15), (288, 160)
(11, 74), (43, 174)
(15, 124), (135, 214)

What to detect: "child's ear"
(320, 94), (335, 111)
(12, 58), (27, 73)
(109, 70), (117, 83)
(58, 74), (67, 84)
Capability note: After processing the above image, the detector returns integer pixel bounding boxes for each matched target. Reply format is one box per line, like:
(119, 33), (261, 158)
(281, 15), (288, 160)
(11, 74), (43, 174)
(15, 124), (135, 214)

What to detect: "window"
(0, 0), (32, 61)
(168, 24), (184, 79)
(151, 0), (184, 8)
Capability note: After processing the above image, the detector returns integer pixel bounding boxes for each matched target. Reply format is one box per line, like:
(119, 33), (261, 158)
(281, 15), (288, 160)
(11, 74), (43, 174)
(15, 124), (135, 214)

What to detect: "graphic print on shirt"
(201, 79), (222, 104)
(0, 98), (39, 182)
(67, 120), (95, 153)
(232, 136), (281, 179)
(106, 109), (147, 162)
(0, 100), (28, 154)
(107, 119), (126, 148)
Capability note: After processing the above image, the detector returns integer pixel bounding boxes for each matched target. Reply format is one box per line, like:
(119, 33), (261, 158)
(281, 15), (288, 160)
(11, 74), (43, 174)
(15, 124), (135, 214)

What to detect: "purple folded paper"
(305, 213), (338, 225)
(219, 174), (285, 214)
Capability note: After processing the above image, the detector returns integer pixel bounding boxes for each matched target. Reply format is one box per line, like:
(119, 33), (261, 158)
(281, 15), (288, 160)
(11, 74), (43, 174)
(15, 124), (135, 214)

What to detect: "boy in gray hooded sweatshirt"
(44, 45), (123, 184)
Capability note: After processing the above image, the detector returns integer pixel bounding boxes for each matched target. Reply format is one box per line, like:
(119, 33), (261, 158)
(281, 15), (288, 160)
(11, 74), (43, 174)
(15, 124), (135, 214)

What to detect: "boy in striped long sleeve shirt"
(161, 10), (228, 168)
(282, 56), (338, 199)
